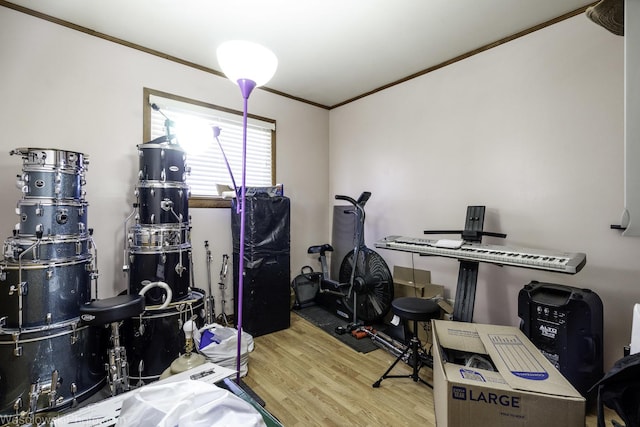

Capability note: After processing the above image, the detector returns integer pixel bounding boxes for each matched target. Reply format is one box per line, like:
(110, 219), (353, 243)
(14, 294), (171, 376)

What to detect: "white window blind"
(148, 94), (275, 198)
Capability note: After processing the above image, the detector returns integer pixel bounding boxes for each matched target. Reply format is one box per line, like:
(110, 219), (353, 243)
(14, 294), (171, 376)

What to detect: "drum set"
(0, 142), (208, 420)
(122, 140), (205, 384)
(0, 148), (105, 417)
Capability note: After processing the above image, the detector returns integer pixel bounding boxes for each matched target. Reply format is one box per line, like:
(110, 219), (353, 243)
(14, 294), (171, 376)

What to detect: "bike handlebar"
(335, 191), (371, 208)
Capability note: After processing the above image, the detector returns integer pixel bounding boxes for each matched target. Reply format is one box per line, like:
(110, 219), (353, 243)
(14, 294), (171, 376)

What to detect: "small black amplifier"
(518, 281), (603, 398)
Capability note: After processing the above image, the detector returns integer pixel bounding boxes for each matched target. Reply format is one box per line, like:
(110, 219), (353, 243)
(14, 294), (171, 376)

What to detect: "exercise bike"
(307, 192), (393, 326)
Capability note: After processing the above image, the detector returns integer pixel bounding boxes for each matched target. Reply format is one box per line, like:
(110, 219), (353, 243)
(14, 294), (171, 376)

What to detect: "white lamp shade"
(216, 40), (278, 87)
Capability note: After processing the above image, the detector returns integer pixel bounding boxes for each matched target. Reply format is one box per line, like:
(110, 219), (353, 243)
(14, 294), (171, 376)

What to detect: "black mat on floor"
(293, 305), (379, 353)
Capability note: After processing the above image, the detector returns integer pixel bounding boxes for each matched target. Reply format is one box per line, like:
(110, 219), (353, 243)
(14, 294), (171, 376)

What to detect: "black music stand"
(423, 206), (505, 322)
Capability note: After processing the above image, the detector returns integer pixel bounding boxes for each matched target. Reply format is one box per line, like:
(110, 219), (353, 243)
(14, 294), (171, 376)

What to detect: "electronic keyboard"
(375, 235), (586, 274)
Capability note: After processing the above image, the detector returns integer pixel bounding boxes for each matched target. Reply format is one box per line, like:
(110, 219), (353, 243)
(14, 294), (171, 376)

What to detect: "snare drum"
(18, 168), (86, 200)
(0, 256), (94, 329)
(135, 182), (189, 225)
(0, 321), (107, 415)
(3, 235), (90, 262)
(17, 200), (88, 237)
(137, 143), (187, 183)
(11, 147), (87, 173)
(122, 290), (205, 382)
(128, 247), (191, 305)
(128, 224), (189, 250)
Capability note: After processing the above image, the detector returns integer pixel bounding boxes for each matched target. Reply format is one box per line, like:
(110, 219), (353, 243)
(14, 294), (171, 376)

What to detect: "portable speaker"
(518, 281), (604, 399)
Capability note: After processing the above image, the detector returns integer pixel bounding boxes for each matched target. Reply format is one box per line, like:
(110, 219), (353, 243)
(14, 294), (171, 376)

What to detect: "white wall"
(330, 15), (637, 370)
(0, 8), (330, 316)
(3, 6), (637, 372)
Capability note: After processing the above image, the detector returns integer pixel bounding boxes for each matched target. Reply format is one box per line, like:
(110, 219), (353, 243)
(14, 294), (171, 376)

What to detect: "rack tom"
(17, 200), (88, 237)
(135, 182), (189, 225)
(137, 143), (187, 183)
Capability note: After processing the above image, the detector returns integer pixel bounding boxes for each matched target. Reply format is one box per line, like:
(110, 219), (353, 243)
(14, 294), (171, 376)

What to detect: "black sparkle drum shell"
(0, 257), (93, 328)
(19, 168), (85, 201)
(121, 290), (205, 382)
(128, 248), (191, 305)
(3, 235), (90, 262)
(0, 322), (107, 415)
(10, 148), (88, 172)
(137, 143), (187, 183)
(135, 183), (189, 225)
(17, 200), (88, 237)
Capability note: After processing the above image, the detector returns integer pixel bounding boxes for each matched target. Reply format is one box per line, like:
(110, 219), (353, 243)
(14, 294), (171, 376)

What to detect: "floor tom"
(128, 247), (191, 305)
(0, 256), (94, 329)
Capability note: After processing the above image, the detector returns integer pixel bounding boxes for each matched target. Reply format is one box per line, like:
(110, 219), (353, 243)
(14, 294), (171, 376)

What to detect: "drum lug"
(76, 240), (82, 255)
(175, 262), (185, 276)
(150, 214), (155, 224)
(9, 281), (27, 296)
(36, 202), (43, 216)
(79, 222), (86, 233)
(71, 322), (78, 344)
(161, 169), (166, 182)
(46, 313), (52, 324)
(13, 397), (23, 414)
(150, 187), (155, 197)
(46, 268), (53, 280)
(12, 332), (22, 356)
(0, 316), (6, 328)
(70, 383), (78, 408)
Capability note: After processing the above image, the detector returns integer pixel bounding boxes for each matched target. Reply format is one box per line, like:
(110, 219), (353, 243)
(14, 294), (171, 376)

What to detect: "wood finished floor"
(243, 312), (620, 427)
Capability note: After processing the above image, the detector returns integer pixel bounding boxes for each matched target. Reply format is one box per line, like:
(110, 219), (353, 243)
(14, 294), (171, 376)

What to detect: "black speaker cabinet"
(232, 253), (290, 337)
(518, 281), (604, 398)
(231, 194), (291, 337)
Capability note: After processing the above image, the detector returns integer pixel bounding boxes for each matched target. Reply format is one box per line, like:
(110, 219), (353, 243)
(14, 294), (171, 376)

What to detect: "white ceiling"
(4, 0), (595, 108)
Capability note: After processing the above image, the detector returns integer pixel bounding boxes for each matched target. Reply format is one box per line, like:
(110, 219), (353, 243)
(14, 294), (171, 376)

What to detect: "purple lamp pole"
(217, 40), (277, 383)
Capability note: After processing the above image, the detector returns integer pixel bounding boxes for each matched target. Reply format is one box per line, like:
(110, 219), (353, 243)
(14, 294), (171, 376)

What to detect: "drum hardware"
(218, 254), (231, 326)
(12, 331), (21, 356)
(205, 240), (213, 324)
(79, 294), (145, 397)
(138, 281), (173, 308)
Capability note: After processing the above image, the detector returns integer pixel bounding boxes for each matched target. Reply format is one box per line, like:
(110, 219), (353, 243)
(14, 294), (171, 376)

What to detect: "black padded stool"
(373, 297), (440, 388)
(80, 294), (145, 396)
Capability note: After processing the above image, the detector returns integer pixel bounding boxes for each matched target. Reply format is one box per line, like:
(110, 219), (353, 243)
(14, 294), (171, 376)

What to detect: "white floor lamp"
(216, 40), (278, 383)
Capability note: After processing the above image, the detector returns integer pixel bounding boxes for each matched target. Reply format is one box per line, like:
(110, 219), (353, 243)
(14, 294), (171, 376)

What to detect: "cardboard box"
(432, 320), (585, 427)
(388, 266), (445, 344)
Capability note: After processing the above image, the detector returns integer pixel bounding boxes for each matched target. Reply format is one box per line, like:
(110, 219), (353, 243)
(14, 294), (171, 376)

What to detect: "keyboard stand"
(424, 206), (506, 322)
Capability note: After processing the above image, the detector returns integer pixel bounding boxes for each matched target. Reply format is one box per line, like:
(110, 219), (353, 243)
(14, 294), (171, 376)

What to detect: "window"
(142, 88), (276, 208)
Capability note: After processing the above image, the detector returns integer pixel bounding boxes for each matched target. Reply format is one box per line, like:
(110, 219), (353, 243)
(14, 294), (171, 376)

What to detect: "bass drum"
(0, 321), (107, 415)
(137, 143), (187, 183)
(0, 256), (93, 329)
(17, 200), (88, 237)
(121, 290), (205, 383)
(128, 247), (191, 306)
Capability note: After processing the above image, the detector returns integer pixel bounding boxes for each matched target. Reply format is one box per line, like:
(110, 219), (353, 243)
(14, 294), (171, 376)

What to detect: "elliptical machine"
(307, 192), (393, 327)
